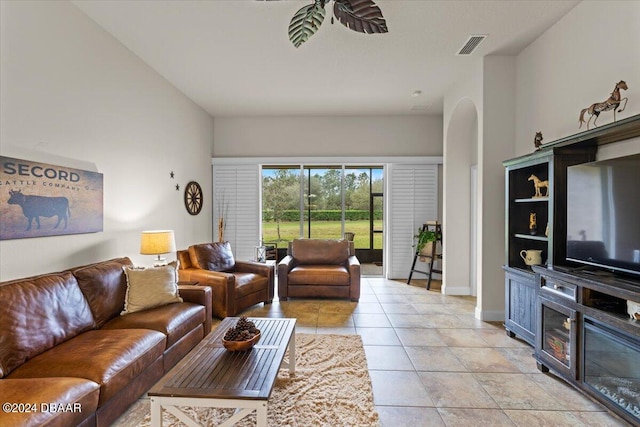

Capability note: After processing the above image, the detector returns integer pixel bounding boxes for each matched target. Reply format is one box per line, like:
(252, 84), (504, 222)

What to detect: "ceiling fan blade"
(334, 0), (388, 34)
(288, 2), (326, 48)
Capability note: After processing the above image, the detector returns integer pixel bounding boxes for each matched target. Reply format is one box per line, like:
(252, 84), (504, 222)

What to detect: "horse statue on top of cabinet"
(579, 80), (629, 130)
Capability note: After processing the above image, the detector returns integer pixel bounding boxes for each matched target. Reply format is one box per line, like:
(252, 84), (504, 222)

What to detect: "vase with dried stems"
(217, 218), (224, 242)
(216, 191), (229, 242)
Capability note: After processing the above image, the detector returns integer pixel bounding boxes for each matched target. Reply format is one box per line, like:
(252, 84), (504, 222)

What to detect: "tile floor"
(113, 277), (630, 426)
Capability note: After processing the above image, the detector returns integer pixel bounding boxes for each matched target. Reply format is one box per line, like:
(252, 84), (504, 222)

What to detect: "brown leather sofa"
(177, 242), (274, 319)
(0, 257), (212, 427)
(278, 239), (361, 301)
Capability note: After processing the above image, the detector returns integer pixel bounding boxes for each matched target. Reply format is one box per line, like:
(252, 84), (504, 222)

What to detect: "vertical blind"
(212, 159), (439, 277)
(212, 164), (260, 261)
(387, 163), (438, 279)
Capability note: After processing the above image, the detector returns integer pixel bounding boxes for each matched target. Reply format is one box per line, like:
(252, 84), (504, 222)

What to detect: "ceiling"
(73, 0), (580, 117)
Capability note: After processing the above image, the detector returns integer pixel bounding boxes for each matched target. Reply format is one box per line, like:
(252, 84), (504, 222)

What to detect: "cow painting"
(7, 189), (70, 231)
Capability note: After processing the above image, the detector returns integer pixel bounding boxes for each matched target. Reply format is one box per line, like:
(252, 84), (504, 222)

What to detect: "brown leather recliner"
(278, 238), (360, 301)
(178, 242), (274, 319)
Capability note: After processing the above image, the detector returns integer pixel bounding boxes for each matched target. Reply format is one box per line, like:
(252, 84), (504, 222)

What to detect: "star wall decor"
(259, 0), (388, 48)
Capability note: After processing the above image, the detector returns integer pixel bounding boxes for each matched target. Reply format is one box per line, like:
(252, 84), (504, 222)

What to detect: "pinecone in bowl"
(222, 317), (261, 351)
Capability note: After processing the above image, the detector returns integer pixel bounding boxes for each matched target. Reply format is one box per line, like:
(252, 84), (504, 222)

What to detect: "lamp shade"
(140, 230), (176, 255)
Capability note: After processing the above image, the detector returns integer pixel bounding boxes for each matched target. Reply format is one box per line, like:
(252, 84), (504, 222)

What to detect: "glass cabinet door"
(542, 304), (571, 365)
(537, 296), (577, 378)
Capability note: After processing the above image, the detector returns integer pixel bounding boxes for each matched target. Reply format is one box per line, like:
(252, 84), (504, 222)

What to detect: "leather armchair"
(278, 239), (360, 301)
(177, 242), (274, 319)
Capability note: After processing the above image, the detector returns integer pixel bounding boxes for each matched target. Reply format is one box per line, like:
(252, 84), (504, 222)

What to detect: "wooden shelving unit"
(503, 145), (596, 345)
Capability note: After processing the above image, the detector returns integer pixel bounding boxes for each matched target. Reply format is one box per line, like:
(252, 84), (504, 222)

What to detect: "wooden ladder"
(407, 221), (442, 290)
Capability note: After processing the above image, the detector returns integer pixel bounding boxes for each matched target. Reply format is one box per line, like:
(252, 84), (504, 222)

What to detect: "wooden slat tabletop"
(149, 317), (296, 400)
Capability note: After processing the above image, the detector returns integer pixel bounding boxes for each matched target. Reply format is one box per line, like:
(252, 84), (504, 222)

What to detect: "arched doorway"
(443, 99), (479, 298)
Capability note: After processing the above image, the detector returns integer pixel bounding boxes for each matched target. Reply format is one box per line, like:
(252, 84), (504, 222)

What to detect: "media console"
(532, 265), (640, 425)
(503, 115), (640, 425)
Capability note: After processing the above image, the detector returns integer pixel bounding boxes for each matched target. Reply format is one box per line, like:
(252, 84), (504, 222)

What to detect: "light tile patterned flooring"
(113, 277), (630, 426)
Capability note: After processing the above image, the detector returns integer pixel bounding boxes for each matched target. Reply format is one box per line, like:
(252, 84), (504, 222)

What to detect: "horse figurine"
(528, 174), (549, 198)
(579, 80), (629, 130)
(534, 131), (543, 151)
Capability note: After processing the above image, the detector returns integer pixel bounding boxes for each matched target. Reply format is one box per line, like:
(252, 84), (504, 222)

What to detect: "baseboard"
(475, 306), (504, 322)
(441, 285), (470, 295)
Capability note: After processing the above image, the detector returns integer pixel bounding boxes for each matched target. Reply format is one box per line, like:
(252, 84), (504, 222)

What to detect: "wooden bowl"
(222, 332), (261, 352)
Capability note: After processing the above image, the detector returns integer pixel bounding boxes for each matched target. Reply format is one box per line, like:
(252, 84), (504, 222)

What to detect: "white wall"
(0, 1), (214, 280)
(480, 56), (516, 320)
(213, 115), (443, 157)
(442, 0), (640, 322)
(516, 1), (640, 155)
(214, 114), (445, 226)
(442, 57), (516, 322)
(443, 60), (483, 298)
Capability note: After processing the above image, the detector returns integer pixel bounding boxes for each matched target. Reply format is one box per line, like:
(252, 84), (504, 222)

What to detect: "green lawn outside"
(262, 220), (382, 249)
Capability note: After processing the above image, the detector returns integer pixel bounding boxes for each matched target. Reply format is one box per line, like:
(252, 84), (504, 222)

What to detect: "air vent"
(411, 105), (430, 111)
(457, 34), (487, 56)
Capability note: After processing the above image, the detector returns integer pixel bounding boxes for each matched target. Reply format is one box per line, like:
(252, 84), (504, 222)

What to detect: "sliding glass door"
(344, 167), (383, 263)
(261, 164), (383, 264)
(261, 167), (300, 245)
(303, 167), (343, 239)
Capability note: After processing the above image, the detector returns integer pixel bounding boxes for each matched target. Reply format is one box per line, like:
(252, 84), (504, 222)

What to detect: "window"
(261, 166), (301, 245)
(261, 165), (384, 259)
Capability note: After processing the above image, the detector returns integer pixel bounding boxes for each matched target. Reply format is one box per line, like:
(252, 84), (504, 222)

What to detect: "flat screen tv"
(566, 153), (640, 277)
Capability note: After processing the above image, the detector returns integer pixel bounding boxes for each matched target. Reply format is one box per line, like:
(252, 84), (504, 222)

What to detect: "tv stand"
(533, 265), (640, 425)
(580, 268), (614, 277)
(570, 265), (596, 272)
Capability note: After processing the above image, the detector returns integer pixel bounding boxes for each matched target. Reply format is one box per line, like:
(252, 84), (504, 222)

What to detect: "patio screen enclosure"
(261, 165), (383, 263)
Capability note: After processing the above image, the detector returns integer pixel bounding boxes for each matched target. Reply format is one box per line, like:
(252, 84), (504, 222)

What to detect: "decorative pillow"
(121, 261), (183, 314)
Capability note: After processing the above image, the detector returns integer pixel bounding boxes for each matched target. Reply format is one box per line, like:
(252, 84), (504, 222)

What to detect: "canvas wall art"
(0, 156), (103, 240)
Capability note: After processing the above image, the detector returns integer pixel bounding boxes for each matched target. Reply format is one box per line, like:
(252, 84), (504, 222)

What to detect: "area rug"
(141, 333), (380, 427)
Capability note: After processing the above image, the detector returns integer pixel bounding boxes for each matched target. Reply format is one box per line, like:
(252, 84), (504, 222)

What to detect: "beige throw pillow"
(122, 261), (183, 314)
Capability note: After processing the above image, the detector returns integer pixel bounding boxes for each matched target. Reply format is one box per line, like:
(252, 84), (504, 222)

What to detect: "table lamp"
(140, 230), (176, 266)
